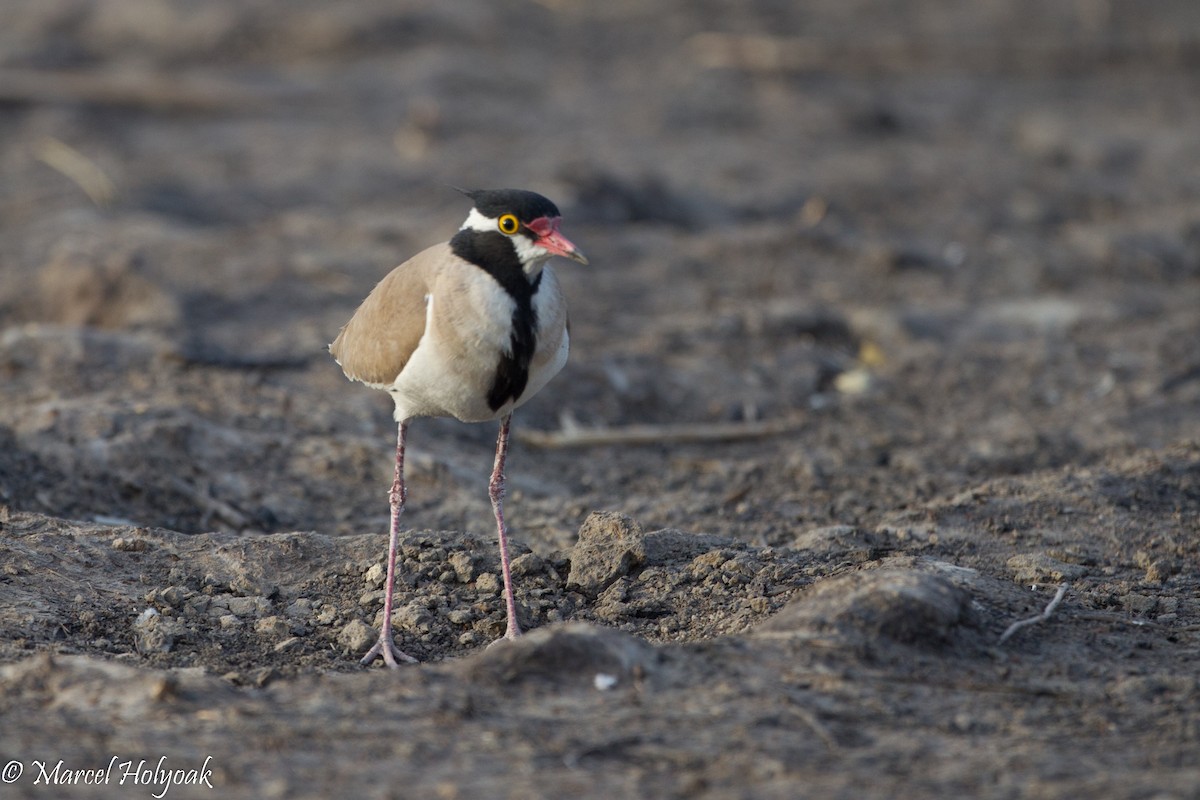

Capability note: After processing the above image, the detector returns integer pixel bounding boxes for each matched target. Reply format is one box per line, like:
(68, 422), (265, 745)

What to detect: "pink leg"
(361, 420), (419, 667)
(489, 413), (523, 640)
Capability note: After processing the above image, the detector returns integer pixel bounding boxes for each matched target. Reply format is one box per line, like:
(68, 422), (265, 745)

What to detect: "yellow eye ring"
(497, 214), (520, 234)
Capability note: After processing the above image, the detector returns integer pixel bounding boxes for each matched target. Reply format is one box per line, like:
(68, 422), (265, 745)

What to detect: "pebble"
(231, 576), (277, 599)
(510, 552), (544, 577)
(338, 620), (375, 653)
(448, 551), (475, 582)
(273, 637), (303, 654)
(132, 611), (179, 654)
(111, 536), (148, 552)
(475, 573), (502, 595)
(447, 608), (474, 625)
(285, 599), (313, 618)
(226, 595), (273, 618)
(396, 601), (433, 632)
(159, 585), (194, 608)
(1007, 553), (1087, 583)
(255, 616), (291, 638)
(364, 563), (386, 588)
(567, 511), (647, 597)
(1122, 593), (1158, 615)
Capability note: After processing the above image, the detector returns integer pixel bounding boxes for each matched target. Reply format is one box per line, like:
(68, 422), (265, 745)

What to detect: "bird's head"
(456, 188), (588, 276)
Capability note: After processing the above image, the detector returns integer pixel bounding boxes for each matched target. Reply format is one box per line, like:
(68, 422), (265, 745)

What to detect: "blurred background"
(0, 0), (1198, 548)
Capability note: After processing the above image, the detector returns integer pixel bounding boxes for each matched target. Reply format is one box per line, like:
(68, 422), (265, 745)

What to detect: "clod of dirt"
(792, 524), (887, 557)
(338, 620), (374, 654)
(642, 527), (735, 563)
(1006, 553), (1088, 583)
(33, 246), (181, 330)
(566, 512), (648, 597)
(132, 608), (182, 654)
(461, 622), (656, 689)
(0, 653), (233, 720)
(755, 568), (974, 649)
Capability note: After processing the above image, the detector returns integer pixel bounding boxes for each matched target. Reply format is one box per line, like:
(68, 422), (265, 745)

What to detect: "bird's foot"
(486, 623), (523, 649)
(361, 632), (419, 668)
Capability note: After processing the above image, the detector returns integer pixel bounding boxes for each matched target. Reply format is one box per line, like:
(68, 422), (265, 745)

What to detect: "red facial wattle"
(528, 216), (589, 264)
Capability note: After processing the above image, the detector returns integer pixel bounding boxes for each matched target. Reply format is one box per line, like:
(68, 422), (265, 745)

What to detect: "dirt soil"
(2, 2), (1200, 798)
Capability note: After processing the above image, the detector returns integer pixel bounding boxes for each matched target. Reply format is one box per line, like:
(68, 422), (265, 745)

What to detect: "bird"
(329, 188), (588, 667)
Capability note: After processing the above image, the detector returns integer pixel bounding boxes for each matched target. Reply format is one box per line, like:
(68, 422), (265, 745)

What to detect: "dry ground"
(1, 2), (1199, 798)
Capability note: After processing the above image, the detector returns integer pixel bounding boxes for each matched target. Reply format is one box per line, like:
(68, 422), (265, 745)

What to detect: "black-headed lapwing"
(330, 188), (587, 667)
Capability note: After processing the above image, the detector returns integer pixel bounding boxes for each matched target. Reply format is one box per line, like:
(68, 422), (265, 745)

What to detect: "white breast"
(386, 262), (567, 424)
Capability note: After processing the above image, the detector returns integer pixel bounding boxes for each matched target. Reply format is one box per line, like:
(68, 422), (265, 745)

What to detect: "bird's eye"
(497, 214), (520, 234)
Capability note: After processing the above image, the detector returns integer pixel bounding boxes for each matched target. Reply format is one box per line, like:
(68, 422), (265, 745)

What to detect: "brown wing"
(328, 243), (451, 386)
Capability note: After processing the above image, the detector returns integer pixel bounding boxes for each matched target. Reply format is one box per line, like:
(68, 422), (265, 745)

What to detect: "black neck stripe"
(450, 229), (543, 411)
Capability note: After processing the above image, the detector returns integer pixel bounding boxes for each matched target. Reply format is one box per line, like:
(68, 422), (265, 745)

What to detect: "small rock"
(273, 637), (304, 654)
(315, 604), (339, 625)
(510, 552), (544, 577)
(111, 536), (148, 552)
(476, 573), (502, 595)
(464, 623), (657, 688)
(226, 596), (272, 618)
(642, 528), (734, 564)
(1007, 554), (1088, 584)
(689, 549), (730, 576)
(395, 601), (433, 632)
(594, 578), (630, 622)
(594, 673), (619, 691)
(417, 547), (445, 563)
(1134, 551), (1176, 584)
(255, 616), (291, 638)
(567, 512), (647, 597)
(252, 668), (279, 688)
(133, 609), (182, 654)
(448, 608), (475, 625)
(285, 599), (313, 618)
(364, 563), (386, 588)
(184, 595), (211, 614)
(159, 585), (194, 608)
(338, 620), (375, 653)
(755, 568), (972, 648)
(218, 614), (242, 630)
(448, 551), (475, 582)
(1122, 593), (1158, 615)
(231, 575), (277, 599)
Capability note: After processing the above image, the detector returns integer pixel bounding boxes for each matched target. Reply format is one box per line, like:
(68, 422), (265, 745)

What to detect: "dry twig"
(35, 137), (117, 207)
(0, 68), (276, 112)
(999, 584), (1069, 644)
(516, 415), (808, 449)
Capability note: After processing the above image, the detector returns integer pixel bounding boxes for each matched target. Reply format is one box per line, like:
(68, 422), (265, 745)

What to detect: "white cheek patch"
(461, 207), (497, 233)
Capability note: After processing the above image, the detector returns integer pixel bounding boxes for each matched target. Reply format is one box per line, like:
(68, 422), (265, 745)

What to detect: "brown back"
(329, 243), (449, 386)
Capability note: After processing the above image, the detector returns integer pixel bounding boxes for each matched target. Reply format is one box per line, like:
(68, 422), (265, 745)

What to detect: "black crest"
(458, 187), (561, 223)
